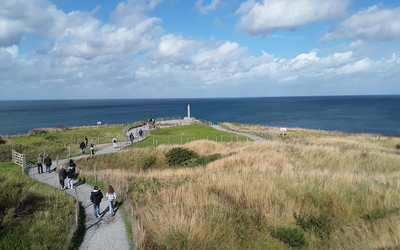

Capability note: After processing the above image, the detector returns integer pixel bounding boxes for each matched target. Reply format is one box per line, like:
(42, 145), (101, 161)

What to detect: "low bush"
(294, 212), (331, 240)
(272, 226), (306, 248)
(165, 147), (198, 166)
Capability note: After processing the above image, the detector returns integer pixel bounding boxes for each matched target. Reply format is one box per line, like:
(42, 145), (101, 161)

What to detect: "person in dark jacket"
(90, 186), (104, 218)
(37, 154), (43, 174)
(43, 154), (52, 173)
(58, 165), (67, 189)
(80, 141), (86, 155)
(67, 159), (76, 189)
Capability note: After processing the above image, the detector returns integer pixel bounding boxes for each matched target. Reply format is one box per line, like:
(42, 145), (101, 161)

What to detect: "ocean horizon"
(1, 95), (400, 136)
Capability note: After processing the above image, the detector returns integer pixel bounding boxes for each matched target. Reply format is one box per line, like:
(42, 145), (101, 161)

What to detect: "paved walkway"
(209, 125), (266, 141)
(27, 125), (148, 250)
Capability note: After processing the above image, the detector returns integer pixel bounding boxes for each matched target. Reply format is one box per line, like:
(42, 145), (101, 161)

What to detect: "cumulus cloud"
(321, 5), (400, 42)
(0, 0), (54, 46)
(0, 0), (399, 99)
(235, 0), (349, 36)
(195, 0), (220, 15)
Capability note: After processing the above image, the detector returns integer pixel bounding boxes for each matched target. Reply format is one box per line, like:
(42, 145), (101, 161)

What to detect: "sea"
(0, 95), (400, 136)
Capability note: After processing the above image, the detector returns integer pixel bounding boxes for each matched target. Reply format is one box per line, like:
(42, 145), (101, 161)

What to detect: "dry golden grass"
(76, 124), (400, 249)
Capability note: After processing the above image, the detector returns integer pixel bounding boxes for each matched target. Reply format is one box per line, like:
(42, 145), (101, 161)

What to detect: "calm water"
(1, 96), (399, 135)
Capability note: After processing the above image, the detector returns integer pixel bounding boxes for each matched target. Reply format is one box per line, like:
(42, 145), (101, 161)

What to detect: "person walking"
(58, 165), (67, 189)
(129, 132), (134, 144)
(90, 186), (103, 218)
(106, 185), (117, 216)
(89, 143), (95, 156)
(43, 154), (52, 173)
(139, 129), (143, 137)
(67, 159), (76, 189)
(80, 141), (86, 155)
(85, 136), (89, 147)
(112, 136), (118, 148)
(37, 154), (43, 174)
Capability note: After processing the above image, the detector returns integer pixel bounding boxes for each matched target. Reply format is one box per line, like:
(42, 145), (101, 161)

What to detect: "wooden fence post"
(94, 166), (97, 184)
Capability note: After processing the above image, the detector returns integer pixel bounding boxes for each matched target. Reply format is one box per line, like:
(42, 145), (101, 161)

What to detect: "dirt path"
(27, 125), (148, 250)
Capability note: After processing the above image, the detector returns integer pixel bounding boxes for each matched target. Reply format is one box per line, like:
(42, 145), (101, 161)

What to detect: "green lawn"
(130, 124), (250, 148)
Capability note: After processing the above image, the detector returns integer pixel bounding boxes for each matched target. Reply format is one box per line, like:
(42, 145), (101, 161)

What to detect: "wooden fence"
(12, 149), (26, 173)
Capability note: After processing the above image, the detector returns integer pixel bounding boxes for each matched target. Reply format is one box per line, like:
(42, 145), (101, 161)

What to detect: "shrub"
(165, 147), (198, 166)
(272, 226), (306, 248)
(140, 156), (157, 170)
(396, 144), (400, 150)
(188, 153), (221, 167)
(0, 136), (5, 145)
(293, 212), (331, 239)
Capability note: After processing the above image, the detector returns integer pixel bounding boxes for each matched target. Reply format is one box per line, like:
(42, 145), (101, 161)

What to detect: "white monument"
(184, 104), (195, 124)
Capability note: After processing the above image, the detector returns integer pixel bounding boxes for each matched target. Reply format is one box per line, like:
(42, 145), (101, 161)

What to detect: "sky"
(0, 0), (399, 100)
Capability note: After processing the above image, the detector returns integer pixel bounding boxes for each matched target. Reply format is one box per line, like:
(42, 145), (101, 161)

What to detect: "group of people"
(37, 154), (53, 174)
(57, 161), (118, 218)
(80, 136), (96, 156)
(58, 159), (77, 189)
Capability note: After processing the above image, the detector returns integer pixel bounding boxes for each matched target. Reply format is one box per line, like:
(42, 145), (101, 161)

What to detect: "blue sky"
(0, 0), (399, 100)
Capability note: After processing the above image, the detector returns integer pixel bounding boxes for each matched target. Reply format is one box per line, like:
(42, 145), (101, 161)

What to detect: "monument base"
(183, 117), (195, 124)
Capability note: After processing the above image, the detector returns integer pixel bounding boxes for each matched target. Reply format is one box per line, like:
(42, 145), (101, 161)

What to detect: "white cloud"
(191, 41), (248, 70)
(150, 34), (199, 60)
(236, 0), (349, 36)
(322, 5), (400, 42)
(195, 0), (220, 15)
(0, 0), (54, 46)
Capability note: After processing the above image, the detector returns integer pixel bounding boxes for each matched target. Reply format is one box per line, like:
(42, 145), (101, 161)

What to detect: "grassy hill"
(0, 162), (77, 250)
(2, 123), (400, 249)
(75, 123), (400, 249)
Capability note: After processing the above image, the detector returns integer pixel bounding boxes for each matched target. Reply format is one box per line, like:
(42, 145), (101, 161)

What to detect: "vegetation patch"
(272, 226), (307, 248)
(362, 207), (400, 221)
(165, 147), (199, 166)
(0, 162), (76, 250)
(294, 212), (332, 240)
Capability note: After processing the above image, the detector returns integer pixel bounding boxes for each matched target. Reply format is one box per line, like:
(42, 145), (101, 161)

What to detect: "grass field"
(0, 123), (140, 162)
(0, 162), (77, 250)
(2, 122), (400, 249)
(75, 123), (400, 249)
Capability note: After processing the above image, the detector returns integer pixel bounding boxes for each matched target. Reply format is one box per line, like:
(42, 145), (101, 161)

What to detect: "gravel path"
(27, 125), (149, 250)
(209, 125), (266, 141)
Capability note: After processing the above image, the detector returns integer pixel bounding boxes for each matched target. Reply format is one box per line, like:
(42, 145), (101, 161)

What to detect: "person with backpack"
(67, 159), (76, 189)
(90, 143), (95, 156)
(43, 154), (52, 173)
(58, 165), (67, 189)
(139, 129), (143, 137)
(106, 185), (117, 216)
(90, 186), (104, 218)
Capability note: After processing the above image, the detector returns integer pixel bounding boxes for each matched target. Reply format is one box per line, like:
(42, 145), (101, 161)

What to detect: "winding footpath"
(27, 124), (260, 249)
(27, 125), (148, 250)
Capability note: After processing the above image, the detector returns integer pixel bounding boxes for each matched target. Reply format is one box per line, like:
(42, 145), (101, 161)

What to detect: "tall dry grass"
(76, 125), (400, 249)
